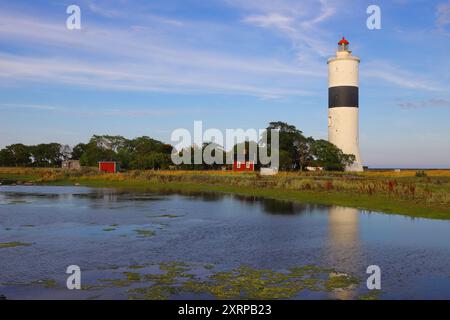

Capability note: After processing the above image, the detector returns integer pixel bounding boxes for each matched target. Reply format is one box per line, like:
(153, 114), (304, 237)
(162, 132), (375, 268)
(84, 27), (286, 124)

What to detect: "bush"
(415, 170), (427, 178)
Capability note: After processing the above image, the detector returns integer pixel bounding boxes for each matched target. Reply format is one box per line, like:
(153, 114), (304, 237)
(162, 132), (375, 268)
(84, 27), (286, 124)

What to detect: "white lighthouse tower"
(328, 37), (363, 171)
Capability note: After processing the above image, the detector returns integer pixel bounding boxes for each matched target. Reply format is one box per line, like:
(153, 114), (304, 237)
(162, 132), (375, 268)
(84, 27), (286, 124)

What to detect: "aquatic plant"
(91, 263), (361, 300)
(358, 290), (382, 300)
(31, 279), (58, 288)
(128, 265), (145, 269)
(134, 229), (156, 237)
(0, 242), (32, 249)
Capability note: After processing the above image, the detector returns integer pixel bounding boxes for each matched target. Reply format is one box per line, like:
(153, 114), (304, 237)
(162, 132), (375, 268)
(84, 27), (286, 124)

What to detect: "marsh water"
(0, 185), (449, 300)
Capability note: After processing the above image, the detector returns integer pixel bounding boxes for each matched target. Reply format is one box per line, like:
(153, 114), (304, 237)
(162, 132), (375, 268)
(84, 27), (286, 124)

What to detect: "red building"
(98, 161), (119, 173)
(233, 161), (254, 172)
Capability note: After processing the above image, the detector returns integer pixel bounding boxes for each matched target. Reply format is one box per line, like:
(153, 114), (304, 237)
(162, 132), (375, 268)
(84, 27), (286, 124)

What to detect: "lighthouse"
(328, 37), (363, 172)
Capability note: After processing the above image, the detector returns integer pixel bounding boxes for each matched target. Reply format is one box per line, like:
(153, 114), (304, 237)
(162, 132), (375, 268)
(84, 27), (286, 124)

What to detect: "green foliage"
(0, 135), (171, 169)
(415, 170), (427, 178)
(262, 122), (353, 171)
(0, 148), (15, 166)
(0, 144), (32, 167)
(263, 121), (308, 170)
(31, 143), (63, 167)
(279, 150), (293, 170)
(79, 139), (117, 167)
(310, 139), (356, 171)
(130, 153), (170, 170)
(0, 122), (356, 171)
(0, 143), (67, 167)
(176, 142), (227, 170)
(71, 143), (87, 160)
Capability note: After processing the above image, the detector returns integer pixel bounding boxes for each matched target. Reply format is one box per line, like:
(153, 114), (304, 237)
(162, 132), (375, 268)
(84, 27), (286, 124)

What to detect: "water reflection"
(1, 186), (450, 299)
(0, 187), (341, 216)
(327, 206), (361, 299)
(328, 207), (359, 247)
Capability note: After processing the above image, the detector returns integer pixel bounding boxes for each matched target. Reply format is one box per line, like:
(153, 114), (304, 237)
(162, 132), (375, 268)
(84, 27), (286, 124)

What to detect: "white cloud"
(0, 2), (446, 98)
(437, 1), (450, 26)
(87, 2), (184, 26)
(88, 3), (121, 18)
(0, 9), (321, 98)
(0, 103), (57, 111)
(300, 0), (336, 28)
(396, 98), (450, 109)
(236, 0), (337, 58)
(365, 70), (442, 91)
(363, 61), (445, 92)
(0, 102), (194, 118)
(0, 53), (315, 97)
(243, 13), (294, 29)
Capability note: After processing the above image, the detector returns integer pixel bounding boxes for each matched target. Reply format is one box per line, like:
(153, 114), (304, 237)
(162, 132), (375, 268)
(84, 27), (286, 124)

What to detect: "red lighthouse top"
(338, 37), (349, 45)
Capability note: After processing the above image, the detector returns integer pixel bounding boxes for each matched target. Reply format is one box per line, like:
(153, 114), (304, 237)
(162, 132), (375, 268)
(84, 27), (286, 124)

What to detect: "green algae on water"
(134, 229), (155, 237)
(31, 279), (58, 288)
(156, 214), (183, 218)
(91, 262), (360, 300)
(358, 290), (382, 300)
(0, 242), (32, 249)
(129, 265), (145, 269)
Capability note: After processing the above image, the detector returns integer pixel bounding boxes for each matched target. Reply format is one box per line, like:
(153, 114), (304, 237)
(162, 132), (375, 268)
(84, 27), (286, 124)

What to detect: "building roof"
(338, 37), (349, 45)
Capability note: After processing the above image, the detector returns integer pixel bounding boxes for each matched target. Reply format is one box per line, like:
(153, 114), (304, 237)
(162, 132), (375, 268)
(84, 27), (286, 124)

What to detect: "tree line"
(0, 122), (355, 171)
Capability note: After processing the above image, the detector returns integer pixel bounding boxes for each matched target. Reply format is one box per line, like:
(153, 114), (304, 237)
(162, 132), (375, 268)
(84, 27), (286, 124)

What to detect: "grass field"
(1, 167), (449, 220)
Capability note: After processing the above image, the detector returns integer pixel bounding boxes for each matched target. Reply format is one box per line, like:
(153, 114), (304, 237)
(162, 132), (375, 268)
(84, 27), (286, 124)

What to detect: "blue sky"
(0, 0), (449, 168)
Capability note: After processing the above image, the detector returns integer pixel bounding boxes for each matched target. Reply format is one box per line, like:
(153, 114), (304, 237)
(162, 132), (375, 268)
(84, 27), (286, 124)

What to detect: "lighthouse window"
(328, 116), (332, 127)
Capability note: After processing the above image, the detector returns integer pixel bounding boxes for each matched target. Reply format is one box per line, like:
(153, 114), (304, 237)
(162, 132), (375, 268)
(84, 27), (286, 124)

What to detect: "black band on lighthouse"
(328, 86), (358, 108)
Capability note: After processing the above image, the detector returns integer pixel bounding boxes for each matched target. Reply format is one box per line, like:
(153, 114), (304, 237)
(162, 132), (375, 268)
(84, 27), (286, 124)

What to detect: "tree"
(0, 134), (175, 169)
(73, 135), (174, 169)
(90, 135), (128, 153)
(261, 121), (313, 170)
(310, 139), (356, 171)
(129, 136), (167, 154)
(278, 150), (293, 170)
(31, 143), (62, 167)
(0, 148), (14, 167)
(126, 136), (173, 170)
(0, 144), (32, 167)
(295, 136), (315, 171)
(130, 153), (169, 170)
(79, 139), (117, 167)
(71, 143), (87, 160)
